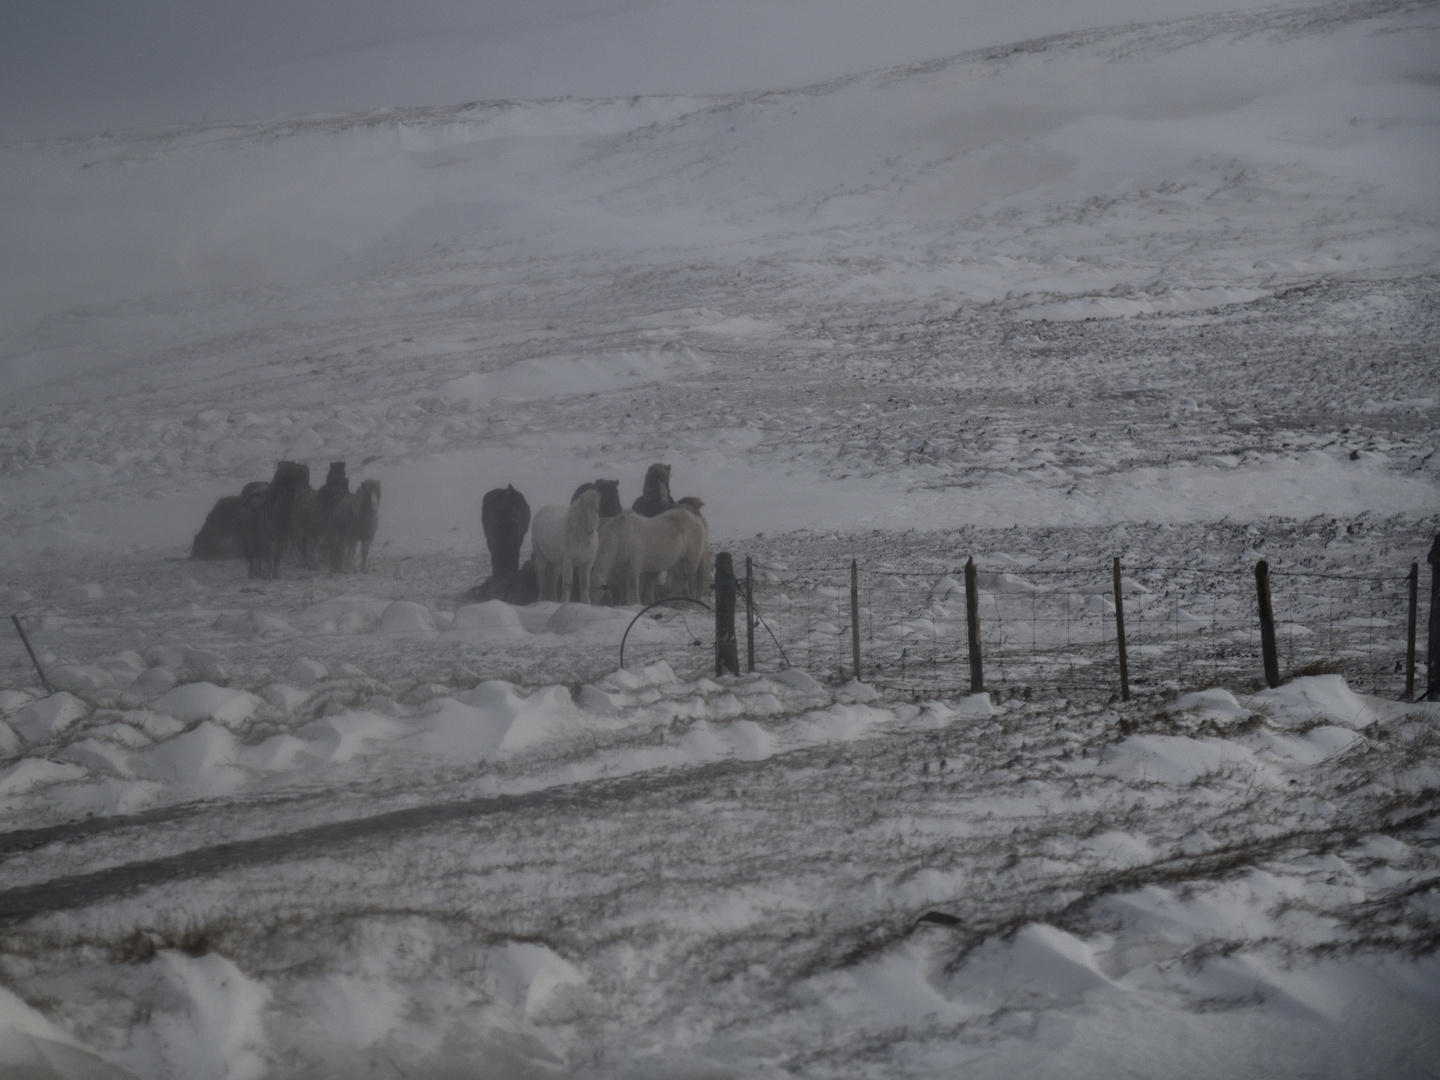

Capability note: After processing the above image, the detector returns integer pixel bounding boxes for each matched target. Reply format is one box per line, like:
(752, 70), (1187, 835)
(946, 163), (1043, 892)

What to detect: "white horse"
(590, 507), (709, 605)
(530, 489), (601, 603)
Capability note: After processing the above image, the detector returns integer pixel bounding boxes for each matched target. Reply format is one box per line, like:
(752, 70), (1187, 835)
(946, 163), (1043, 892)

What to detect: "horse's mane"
(271, 460), (310, 492)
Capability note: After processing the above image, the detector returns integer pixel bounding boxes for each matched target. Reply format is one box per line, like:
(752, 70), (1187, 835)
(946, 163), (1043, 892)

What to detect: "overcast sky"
(1, 0), (1286, 142)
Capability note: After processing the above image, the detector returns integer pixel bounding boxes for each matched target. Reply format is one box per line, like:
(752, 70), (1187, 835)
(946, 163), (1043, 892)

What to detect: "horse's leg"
(360, 539), (370, 573)
(575, 562), (590, 606)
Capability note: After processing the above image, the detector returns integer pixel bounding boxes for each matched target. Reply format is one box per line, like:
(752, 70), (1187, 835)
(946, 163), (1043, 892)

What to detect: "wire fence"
(743, 555), (1424, 702)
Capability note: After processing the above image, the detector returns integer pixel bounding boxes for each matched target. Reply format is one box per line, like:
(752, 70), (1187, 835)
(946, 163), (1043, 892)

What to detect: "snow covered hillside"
(1, 0), (1437, 1076)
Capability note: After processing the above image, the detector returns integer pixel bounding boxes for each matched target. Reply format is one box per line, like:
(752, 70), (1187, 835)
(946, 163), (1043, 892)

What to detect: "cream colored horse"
(590, 507), (709, 605)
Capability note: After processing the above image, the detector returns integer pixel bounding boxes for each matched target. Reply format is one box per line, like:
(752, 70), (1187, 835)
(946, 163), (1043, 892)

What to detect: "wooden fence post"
(1255, 560), (1281, 689)
(850, 559), (861, 681)
(715, 552), (739, 677)
(1113, 557), (1130, 702)
(745, 555), (755, 673)
(1405, 562), (1419, 701)
(1427, 534), (1440, 702)
(964, 557), (984, 694)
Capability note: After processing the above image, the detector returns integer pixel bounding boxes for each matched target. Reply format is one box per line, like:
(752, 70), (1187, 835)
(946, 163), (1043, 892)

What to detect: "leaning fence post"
(964, 557), (984, 694)
(1427, 534), (1440, 702)
(715, 552), (739, 677)
(850, 559), (861, 681)
(1255, 560), (1281, 689)
(1113, 557), (1130, 702)
(745, 555), (756, 673)
(1405, 562), (1419, 701)
(11, 614), (54, 696)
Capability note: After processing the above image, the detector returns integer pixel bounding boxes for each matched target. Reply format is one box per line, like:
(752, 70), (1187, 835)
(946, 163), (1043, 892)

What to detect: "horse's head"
(594, 479), (621, 516)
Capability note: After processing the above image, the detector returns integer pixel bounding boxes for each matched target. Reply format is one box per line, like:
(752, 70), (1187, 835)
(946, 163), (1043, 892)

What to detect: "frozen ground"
(1, 0), (1438, 1076)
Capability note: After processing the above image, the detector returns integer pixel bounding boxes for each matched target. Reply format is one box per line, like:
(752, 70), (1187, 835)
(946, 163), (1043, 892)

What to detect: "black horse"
(317, 461), (349, 511)
(245, 462), (311, 578)
(481, 484), (531, 580)
(471, 557), (540, 605)
(571, 479), (622, 518)
(190, 493), (248, 560)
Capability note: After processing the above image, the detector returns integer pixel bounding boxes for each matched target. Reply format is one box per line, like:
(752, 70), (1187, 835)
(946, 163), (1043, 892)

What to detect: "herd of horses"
(189, 458), (707, 607)
(189, 460), (382, 578)
(476, 463), (712, 607)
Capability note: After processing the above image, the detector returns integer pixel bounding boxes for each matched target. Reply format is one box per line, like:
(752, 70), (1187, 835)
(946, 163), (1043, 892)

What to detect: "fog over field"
(1, 1), (1438, 1077)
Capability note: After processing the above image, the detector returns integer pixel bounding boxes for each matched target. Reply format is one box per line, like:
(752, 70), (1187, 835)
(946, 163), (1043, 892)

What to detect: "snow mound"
(491, 942), (591, 1024)
(1098, 734), (1267, 786)
(546, 602), (629, 635)
(414, 681), (586, 760)
(9, 692), (89, 744)
(453, 600), (526, 634)
(133, 721), (243, 797)
(292, 973), (406, 1053)
(214, 610), (294, 636)
(151, 683), (262, 729)
(0, 758), (88, 796)
(950, 923), (1118, 1007)
(956, 692), (994, 718)
(260, 684), (311, 713)
(771, 668), (824, 696)
(285, 657), (328, 686)
(379, 600), (437, 635)
(0, 689), (36, 716)
(1173, 687), (1251, 720)
(48, 664), (118, 692)
(128, 952), (271, 1080)
(297, 711), (404, 765)
(0, 984), (135, 1077)
(601, 662), (678, 691)
(55, 737), (135, 777)
(293, 596), (390, 634)
(977, 572), (1046, 594)
(1254, 675), (1382, 729)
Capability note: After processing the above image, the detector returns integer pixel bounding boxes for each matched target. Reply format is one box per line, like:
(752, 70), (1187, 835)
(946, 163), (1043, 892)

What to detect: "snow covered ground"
(1, 0), (1438, 1076)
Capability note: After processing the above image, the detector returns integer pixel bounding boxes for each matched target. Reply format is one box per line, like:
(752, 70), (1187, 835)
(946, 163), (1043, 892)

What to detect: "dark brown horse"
(631, 463), (675, 517)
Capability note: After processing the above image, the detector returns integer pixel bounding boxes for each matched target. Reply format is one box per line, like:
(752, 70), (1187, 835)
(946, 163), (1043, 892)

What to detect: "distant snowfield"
(1, 1), (1438, 1077)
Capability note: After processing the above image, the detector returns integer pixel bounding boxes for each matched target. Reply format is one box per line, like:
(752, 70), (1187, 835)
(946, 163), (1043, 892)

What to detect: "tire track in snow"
(0, 754), (772, 923)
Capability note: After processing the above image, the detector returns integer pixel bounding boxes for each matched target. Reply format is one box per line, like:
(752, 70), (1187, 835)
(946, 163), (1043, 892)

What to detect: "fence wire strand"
(743, 555), (1423, 701)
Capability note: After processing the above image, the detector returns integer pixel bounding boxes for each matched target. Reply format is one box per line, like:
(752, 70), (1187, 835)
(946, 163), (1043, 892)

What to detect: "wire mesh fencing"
(742, 554), (1424, 702)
